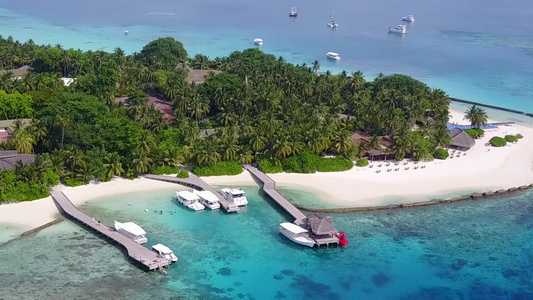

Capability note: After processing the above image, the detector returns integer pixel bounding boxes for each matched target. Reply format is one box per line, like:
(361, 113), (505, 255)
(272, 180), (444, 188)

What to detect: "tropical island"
(0, 36), (532, 229)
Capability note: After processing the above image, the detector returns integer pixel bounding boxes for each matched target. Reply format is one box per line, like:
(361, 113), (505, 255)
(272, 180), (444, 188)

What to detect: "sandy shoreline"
(1, 107), (532, 233)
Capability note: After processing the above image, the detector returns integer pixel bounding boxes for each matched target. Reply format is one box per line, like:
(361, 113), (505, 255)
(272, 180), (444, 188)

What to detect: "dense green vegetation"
(504, 135), (518, 143)
(489, 136), (507, 147)
(433, 148), (449, 160)
(260, 153), (353, 173)
(151, 165), (181, 175)
(258, 158), (283, 173)
(0, 91), (34, 119)
(355, 158), (369, 167)
(464, 128), (484, 138)
(193, 161), (243, 177)
(177, 169), (189, 178)
(0, 157), (59, 201)
(0, 35), (452, 202)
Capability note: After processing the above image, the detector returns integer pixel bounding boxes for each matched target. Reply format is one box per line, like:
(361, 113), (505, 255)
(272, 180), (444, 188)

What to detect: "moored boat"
(388, 24), (408, 34)
(279, 222), (316, 248)
(327, 5), (338, 28)
(326, 52), (341, 60)
(402, 14), (415, 22)
(289, 7), (298, 17)
(151, 244), (178, 262)
(192, 189), (221, 210)
(220, 188), (248, 206)
(114, 221), (148, 244)
(254, 38), (263, 45)
(176, 191), (205, 211)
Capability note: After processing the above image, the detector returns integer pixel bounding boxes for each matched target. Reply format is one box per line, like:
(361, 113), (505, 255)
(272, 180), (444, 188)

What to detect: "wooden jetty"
(242, 164), (306, 224)
(51, 191), (171, 271)
(242, 164), (339, 247)
(144, 174), (240, 212)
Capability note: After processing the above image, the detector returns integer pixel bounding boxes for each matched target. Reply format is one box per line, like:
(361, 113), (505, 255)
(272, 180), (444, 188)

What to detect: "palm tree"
(67, 147), (86, 170)
(15, 131), (35, 154)
(369, 135), (381, 150)
(55, 114), (69, 148)
(132, 154), (153, 174)
(28, 119), (48, 153)
(104, 152), (125, 179)
(312, 60), (320, 73)
(138, 130), (156, 156)
(193, 140), (221, 166)
(464, 105), (488, 128)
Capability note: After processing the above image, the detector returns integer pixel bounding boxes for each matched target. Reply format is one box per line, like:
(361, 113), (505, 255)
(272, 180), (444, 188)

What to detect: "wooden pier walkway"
(51, 191), (171, 271)
(242, 164), (307, 224)
(144, 174), (240, 212)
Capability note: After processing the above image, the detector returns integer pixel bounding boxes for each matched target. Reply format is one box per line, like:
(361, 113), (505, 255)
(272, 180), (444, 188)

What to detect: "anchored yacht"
(254, 38), (263, 45)
(220, 188), (248, 206)
(114, 221), (147, 244)
(327, 5), (338, 28)
(388, 25), (408, 34)
(176, 190), (205, 211)
(326, 52), (341, 60)
(279, 223), (316, 248)
(192, 190), (221, 210)
(151, 244), (178, 263)
(402, 15), (415, 22)
(289, 7), (298, 17)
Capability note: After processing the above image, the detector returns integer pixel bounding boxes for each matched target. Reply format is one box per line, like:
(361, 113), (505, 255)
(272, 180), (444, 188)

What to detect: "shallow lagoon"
(0, 187), (531, 299)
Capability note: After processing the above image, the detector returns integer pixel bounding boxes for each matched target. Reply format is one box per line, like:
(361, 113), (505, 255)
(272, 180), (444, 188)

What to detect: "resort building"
(0, 65), (33, 80)
(0, 150), (35, 170)
(350, 130), (394, 160)
(0, 119), (31, 143)
(448, 128), (476, 151)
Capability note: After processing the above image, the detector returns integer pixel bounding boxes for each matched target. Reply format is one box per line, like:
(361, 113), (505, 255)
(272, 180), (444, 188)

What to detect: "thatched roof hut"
(449, 128), (475, 151)
(303, 214), (337, 236)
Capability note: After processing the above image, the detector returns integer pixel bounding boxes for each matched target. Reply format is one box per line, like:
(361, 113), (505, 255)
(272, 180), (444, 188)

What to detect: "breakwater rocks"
(450, 98), (533, 117)
(295, 183), (533, 214)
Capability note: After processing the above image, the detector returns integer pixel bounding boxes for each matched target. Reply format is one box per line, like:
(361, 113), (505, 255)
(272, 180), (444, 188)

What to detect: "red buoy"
(335, 231), (348, 246)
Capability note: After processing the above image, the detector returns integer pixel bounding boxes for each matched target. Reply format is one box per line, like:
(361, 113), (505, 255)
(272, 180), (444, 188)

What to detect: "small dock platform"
(242, 164), (307, 224)
(242, 165), (339, 247)
(51, 191), (171, 271)
(144, 174), (240, 213)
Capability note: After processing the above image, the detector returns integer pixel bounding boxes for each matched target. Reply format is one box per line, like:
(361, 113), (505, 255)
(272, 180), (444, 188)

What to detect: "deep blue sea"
(1, 0), (533, 111)
(0, 188), (531, 299)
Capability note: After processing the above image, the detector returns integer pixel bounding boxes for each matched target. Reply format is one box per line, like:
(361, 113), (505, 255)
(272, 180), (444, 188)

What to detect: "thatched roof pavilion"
(449, 128), (475, 151)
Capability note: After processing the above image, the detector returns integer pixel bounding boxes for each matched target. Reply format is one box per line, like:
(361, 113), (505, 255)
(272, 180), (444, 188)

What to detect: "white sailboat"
(327, 5), (339, 28)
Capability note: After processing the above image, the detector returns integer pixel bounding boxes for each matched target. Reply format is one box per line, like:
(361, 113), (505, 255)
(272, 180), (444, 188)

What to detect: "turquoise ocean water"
(0, 188), (531, 299)
(1, 0), (533, 111)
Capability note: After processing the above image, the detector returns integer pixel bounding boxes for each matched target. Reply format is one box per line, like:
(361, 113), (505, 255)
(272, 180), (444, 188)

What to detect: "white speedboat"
(279, 223), (315, 248)
(402, 15), (415, 22)
(253, 38), (263, 46)
(220, 188), (248, 206)
(114, 221), (147, 244)
(326, 52), (341, 60)
(192, 190), (221, 210)
(289, 7), (298, 17)
(124, 30), (129, 35)
(389, 25), (408, 34)
(151, 244), (178, 263)
(175, 191), (205, 211)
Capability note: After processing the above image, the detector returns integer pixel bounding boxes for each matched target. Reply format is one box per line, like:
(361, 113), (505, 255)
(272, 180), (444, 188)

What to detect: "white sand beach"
(1, 108), (532, 232)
